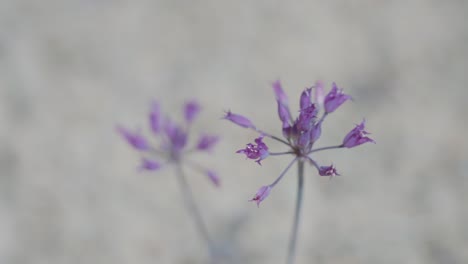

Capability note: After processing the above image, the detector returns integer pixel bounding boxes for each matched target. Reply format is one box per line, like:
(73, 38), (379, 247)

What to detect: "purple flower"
(318, 164), (340, 177)
(184, 100), (201, 123)
(224, 80), (374, 206)
(324, 82), (351, 113)
(237, 136), (270, 165)
(223, 110), (256, 129)
(196, 134), (219, 152)
(117, 126), (150, 151)
(342, 120), (375, 148)
(118, 100), (220, 186)
(249, 185), (272, 207)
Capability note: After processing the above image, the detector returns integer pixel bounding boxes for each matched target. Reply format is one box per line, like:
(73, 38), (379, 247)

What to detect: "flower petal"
(117, 126), (150, 151)
(249, 185), (272, 207)
(223, 110), (256, 129)
(196, 134), (219, 151)
(184, 100), (201, 123)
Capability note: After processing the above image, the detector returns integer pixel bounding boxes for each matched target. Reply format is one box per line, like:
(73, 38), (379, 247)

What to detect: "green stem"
(286, 160), (304, 264)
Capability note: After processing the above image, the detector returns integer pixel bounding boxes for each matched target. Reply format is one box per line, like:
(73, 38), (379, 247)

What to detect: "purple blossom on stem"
(324, 82), (352, 113)
(249, 185), (272, 207)
(236, 136), (269, 165)
(117, 100), (220, 186)
(318, 164), (340, 177)
(342, 120), (376, 148)
(224, 79), (375, 264)
(117, 99), (220, 257)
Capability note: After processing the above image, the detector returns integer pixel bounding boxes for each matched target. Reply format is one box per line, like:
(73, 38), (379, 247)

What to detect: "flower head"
(118, 100), (220, 186)
(342, 120), (375, 148)
(249, 185), (272, 207)
(224, 80), (375, 206)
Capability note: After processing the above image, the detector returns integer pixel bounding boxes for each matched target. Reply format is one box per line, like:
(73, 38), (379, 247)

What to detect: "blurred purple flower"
(117, 100), (220, 187)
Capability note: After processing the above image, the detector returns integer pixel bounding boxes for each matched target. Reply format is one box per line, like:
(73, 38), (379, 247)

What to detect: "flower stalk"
(287, 159), (304, 264)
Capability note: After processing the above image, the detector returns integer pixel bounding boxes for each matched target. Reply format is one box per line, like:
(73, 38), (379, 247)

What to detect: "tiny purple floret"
(139, 158), (161, 171)
(318, 164), (340, 177)
(117, 126), (150, 151)
(314, 80), (325, 107)
(223, 110), (256, 129)
(236, 136), (269, 165)
(196, 134), (219, 151)
(249, 185), (272, 207)
(324, 82), (351, 113)
(184, 100), (201, 123)
(342, 120), (375, 148)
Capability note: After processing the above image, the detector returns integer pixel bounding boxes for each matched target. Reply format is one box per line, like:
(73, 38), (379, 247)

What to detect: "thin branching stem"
(270, 157), (298, 187)
(309, 144), (343, 154)
(174, 164), (214, 255)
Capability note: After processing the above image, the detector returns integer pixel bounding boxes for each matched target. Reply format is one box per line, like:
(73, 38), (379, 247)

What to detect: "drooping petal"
(324, 82), (351, 113)
(184, 100), (201, 123)
(236, 136), (269, 165)
(342, 120), (376, 148)
(196, 134), (219, 151)
(149, 101), (162, 134)
(318, 164), (340, 177)
(249, 185), (272, 207)
(117, 126), (150, 151)
(223, 110), (256, 129)
(206, 170), (220, 187)
(277, 101), (291, 127)
(139, 158), (161, 171)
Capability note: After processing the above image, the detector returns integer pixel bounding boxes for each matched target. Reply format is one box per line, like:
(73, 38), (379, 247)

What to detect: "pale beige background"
(1, 1), (467, 263)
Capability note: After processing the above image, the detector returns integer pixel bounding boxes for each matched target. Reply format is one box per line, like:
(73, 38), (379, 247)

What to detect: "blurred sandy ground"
(1, 0), (467, 263)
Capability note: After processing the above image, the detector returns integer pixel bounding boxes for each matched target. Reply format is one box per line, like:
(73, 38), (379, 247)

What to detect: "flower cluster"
(224, 80), (375, 206)
(117, 100), (220, 186)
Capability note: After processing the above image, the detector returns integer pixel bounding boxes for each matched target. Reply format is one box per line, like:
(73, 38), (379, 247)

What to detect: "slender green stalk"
(286, 160), (305, 264)
(174, 164), (214, 254)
